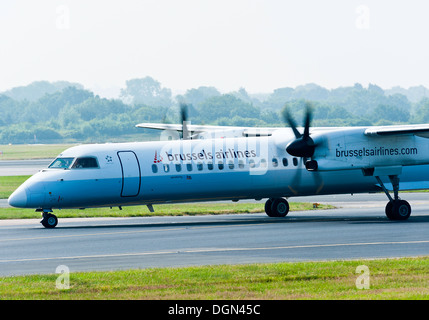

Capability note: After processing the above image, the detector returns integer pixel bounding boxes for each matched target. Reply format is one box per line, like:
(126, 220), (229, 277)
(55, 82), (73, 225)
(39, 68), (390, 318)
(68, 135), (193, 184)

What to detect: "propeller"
(283, 102), (324, 194)
(283, 102), (316, 159)
(179, 103), (191, 140)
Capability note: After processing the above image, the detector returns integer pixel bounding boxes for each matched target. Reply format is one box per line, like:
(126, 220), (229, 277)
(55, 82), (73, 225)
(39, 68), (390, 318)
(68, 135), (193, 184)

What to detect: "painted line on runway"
(1, 240), (429, 263)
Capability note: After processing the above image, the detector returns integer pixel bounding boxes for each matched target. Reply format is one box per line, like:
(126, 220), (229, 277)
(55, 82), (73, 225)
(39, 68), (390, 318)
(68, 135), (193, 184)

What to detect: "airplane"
(8, 103), (429, 228)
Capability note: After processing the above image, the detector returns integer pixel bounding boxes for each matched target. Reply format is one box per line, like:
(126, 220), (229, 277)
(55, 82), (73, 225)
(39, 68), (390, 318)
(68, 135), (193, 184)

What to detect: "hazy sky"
(1, 0), (429, 96)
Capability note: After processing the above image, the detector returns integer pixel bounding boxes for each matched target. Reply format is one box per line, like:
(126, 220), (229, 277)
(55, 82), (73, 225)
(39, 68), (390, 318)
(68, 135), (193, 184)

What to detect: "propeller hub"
(286, 137), (315, 158)
(283, 102), (316, 160)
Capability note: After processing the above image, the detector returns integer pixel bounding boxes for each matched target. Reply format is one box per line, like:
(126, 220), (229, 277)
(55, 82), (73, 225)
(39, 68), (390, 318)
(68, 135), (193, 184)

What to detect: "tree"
(411, 98), (429, 123)
(120, 77), (172, 107)
(371, 104), (410, 123)
(38, 86), (94, 117)
(1, 80), (84, 102)
(198, 94), (260, 122)
(177, 86), (221, 108)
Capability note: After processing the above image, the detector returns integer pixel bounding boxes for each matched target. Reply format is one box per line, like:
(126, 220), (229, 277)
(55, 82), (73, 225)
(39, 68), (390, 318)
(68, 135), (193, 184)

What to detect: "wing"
(135, 122), (279, 138)
(365, 124), (429, 138)
(136, 123), (230, 133)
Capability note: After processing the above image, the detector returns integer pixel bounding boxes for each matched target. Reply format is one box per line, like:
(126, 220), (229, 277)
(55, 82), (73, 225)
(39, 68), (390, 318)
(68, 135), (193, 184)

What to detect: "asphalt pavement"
(1, 199), (429, 276)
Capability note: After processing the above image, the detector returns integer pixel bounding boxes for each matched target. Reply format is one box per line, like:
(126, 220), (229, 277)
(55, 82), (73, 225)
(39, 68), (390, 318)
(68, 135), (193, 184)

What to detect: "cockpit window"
(71, 157), (99, 169)
(48, 157), (75, 169)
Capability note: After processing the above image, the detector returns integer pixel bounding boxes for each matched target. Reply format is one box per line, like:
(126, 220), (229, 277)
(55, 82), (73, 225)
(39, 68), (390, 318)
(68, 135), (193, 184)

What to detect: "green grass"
(0, 175), (30, 199)
(0, 202), (334, 219)
(1, 257), (428, 299)
(0, 144), (74, 160)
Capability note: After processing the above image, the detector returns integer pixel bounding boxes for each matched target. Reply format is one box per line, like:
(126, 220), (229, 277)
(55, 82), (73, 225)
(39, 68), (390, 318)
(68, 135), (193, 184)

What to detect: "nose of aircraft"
(8, 186), (28, 208)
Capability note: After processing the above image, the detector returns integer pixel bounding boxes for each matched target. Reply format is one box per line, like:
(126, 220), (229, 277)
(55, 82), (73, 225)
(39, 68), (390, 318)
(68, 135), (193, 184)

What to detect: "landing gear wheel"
(270, 198), (290, 217)
(264, 199), (275, 217)
(41, 213), (58, 228)
(385, 201), (394, 220)
(385, 200), (411, 221)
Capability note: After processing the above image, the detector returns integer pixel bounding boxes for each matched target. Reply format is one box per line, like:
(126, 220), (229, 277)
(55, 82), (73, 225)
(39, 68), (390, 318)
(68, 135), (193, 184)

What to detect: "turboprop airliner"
(8, 104), (429, 228)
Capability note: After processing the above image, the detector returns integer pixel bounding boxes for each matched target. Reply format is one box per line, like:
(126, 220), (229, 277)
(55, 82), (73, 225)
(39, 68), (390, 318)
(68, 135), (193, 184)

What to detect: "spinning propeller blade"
(284, 102), (316, 158)
(180, 103), (190, 140)
(283, 102), (324, 193)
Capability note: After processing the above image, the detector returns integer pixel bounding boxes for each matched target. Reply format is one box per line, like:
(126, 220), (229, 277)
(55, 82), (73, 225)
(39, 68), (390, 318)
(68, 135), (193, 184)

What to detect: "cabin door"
(117, 151), (141, 197)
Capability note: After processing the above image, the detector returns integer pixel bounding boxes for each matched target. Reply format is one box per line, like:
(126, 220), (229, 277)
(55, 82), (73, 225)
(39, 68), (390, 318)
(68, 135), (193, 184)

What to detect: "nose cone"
(8, 187), (28, 208)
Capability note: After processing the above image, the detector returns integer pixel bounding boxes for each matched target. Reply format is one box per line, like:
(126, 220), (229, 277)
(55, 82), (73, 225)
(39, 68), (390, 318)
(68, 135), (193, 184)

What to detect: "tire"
(392, 200), (411, 220)
(270, 198), (290, 217)
(41, 213), (58, 228)
(264, 199), (275, 217)
(385, 200), (411, 221)
(385, 201), (394, 220)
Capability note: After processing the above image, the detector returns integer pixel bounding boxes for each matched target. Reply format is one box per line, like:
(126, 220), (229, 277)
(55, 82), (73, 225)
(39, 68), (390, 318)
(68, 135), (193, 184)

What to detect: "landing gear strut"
(38, 209), (58, 228)
(265, 198), (289, 217)
(375, 175), (411, 220)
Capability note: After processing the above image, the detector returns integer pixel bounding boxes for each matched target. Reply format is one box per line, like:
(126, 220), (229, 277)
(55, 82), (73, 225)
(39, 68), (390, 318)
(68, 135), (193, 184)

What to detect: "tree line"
(1, 77), (429, 144)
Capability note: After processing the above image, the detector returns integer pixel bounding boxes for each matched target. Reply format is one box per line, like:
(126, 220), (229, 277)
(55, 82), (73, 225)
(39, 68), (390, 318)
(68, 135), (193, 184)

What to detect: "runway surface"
(0, 159), (51, 176)
(1, 195), (429, 276)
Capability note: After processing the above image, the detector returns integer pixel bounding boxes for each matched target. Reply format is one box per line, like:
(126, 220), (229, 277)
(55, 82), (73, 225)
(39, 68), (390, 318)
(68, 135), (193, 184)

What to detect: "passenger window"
(272, 158), (278, 167)
(282, 158), (288, 167)
(163, 164), (170, 173)
(207, 162), (214, 170)
(72, 157), (99, 169)
(249, 159), (255, 168)
(175, 164), (182, 172)
(293, 158), (298, 166)
(260, 159), (267, 168)
(197, 163), (203, 171)
(186, 163), (193, 172)
(152, 164), (158, 173)
(238, 160), (245, 169)
(218, 161), (224, 170)
(228, 161), (234, 169)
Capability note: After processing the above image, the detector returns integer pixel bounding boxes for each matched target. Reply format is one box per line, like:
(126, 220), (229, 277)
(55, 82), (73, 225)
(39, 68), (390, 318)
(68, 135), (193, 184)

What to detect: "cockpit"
(48, 157), (99, 169)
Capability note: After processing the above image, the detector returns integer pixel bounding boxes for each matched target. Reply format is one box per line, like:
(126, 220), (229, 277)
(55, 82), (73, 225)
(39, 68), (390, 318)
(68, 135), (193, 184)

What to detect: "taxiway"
(1, 197), (429, 276)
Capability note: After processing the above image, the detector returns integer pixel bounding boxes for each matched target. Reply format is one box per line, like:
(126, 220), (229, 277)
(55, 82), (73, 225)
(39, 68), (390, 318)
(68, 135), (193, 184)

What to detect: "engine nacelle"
(310, 128), (429, 171)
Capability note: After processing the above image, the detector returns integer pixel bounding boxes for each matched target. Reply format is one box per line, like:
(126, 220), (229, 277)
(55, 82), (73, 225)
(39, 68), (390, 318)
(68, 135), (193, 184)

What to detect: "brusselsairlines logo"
(153, 151), (163, 164)
(156, 148), (258, 163)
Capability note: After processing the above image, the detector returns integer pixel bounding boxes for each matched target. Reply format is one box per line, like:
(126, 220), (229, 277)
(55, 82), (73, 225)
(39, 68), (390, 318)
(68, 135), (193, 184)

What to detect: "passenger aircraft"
(8, 104), (429, 228)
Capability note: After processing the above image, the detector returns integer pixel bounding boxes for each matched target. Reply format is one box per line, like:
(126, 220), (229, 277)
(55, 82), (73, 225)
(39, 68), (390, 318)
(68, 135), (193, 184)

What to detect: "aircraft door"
(117, 151), (141, 197)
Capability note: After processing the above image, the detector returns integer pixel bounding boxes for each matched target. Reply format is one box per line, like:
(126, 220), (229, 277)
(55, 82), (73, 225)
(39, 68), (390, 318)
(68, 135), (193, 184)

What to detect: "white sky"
(1, 0), (429, 96)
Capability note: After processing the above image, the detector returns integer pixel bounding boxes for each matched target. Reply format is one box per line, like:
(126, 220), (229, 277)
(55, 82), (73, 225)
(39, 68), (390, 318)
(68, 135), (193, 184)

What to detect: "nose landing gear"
(37, 209), (58, 228)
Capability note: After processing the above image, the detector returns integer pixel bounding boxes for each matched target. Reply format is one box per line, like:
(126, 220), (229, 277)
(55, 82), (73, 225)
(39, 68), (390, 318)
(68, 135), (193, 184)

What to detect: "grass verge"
(0, 175), (30, 199)
(1, 257), (428, 299)
(0, 202), (334, 219)
(0, 144), (74, 160)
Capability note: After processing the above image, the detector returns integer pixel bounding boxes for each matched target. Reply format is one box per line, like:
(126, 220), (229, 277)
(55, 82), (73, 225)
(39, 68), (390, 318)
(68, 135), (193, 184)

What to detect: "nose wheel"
(39, 210), (58, 228)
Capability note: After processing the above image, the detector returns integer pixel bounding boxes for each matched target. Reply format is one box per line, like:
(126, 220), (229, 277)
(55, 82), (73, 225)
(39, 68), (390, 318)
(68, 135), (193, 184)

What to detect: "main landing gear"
(264, 198), (290, 217)
(375, 175), (411, 221)
(37, 209), (58, 228)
